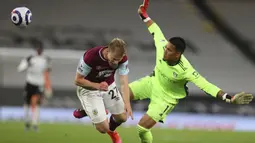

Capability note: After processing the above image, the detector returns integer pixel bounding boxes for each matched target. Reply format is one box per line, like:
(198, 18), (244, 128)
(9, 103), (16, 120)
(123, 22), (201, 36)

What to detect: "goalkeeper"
(129, 0), (254, 142)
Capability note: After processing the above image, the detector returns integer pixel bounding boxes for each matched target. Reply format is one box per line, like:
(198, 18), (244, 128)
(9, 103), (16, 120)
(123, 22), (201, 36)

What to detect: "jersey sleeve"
(148, 23), (168, 60)
(118, 56), (129, 75)
(76, 54), (92, 77)
(17, 55), (32, 72)
(46, 56), (52, 72)
(17, 58), (28, 72)
(118, 61), (129, 75)
(185, 67), (221, 97)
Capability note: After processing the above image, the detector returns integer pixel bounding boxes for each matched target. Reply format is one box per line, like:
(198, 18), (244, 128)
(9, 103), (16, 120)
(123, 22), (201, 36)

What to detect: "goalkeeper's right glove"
(231, 92), (253, 104)
(138, 0), (151, 22)
(222, 92), (253, 104)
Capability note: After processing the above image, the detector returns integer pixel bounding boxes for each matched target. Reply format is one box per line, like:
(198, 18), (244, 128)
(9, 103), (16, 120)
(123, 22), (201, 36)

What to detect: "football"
(11, 7), (32, 27)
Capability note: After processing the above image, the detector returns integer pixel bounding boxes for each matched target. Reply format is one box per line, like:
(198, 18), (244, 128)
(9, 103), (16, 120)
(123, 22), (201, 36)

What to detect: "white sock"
(24, 104), (30, 123)
(32, 106), (40, 126)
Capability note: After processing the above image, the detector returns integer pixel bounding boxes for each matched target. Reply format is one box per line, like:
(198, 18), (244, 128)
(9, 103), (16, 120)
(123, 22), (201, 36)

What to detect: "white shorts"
(77, 82), (125, 124)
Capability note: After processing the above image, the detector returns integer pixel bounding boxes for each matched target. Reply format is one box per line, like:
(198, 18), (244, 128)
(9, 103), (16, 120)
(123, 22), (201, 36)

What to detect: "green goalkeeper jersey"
(148, 23), (221, 100)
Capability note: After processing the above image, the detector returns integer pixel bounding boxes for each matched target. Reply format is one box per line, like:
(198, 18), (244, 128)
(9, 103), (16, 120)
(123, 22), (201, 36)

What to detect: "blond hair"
(108, 38), (127, 56)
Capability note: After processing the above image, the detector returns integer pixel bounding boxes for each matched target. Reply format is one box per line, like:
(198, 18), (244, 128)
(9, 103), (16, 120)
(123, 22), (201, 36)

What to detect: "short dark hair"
(169, 37), (186, 54)
(31, 38), (43, 49)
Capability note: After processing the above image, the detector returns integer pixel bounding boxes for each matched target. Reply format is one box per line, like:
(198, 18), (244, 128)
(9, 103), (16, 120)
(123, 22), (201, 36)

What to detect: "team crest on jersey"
(97, 70), (114, 78)
(96, 66), (103, 70)
(173, 72), (178, 78)
(92, 109), (98, 116)
(96, 66), (109, 70)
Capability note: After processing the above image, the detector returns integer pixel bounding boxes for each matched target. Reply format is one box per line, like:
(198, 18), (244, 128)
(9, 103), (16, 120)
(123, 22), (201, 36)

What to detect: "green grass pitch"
(0, 121), (254, 143)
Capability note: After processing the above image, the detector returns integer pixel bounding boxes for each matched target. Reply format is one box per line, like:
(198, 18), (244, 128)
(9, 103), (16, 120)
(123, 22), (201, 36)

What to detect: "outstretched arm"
(138, 0), (167, 59)
(138, 0), (164, 38)
(186, 69), (253, 104)
(138, 0), (153, 27)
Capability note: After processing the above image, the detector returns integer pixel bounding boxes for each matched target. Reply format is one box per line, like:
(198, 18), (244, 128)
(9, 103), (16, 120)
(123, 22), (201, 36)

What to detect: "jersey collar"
(164, 55), (182, 66)
(99, 47), (107, 61)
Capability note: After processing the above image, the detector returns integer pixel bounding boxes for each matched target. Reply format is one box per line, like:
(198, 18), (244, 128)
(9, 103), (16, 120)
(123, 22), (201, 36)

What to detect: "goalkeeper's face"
(163, 42), (181, 62)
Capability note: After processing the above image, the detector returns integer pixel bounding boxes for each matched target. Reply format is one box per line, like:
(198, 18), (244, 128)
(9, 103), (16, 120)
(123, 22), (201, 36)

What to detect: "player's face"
(37, 47), (43, 55)
(163, 42), (180, 62)
(107, 51), (124, 68)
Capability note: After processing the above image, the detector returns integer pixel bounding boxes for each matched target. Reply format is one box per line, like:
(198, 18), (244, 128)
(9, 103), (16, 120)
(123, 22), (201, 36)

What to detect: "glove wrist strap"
(222, 93), (232, 103)
(143, 17), (151, 22)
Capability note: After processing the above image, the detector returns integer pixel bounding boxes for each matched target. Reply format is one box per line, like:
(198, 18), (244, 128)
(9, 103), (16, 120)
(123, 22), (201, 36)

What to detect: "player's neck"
(102, 47), (109, 61)
(165, 58), (180, 66)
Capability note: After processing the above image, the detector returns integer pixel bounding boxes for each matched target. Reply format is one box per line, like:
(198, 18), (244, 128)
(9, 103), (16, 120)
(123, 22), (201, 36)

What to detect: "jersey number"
(159, 105), (170, 117)
(108, 87), (119, 100)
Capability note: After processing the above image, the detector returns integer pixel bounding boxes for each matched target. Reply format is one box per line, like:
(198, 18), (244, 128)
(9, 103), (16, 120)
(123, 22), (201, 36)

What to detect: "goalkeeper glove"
(44, 88), (53, 99)
(222, 92), (253, 104)
(138, 0), (151, 22)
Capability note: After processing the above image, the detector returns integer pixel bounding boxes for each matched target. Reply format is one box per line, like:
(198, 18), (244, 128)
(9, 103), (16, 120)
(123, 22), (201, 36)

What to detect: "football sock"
(137, 124), (153, 143)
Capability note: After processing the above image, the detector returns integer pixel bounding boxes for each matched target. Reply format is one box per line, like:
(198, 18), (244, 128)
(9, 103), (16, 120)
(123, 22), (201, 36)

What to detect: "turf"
(0, 121), (254, 143)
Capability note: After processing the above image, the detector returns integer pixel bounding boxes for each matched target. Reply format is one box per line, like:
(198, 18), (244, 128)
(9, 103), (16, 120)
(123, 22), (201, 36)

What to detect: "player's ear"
(175, 52), (181, 58)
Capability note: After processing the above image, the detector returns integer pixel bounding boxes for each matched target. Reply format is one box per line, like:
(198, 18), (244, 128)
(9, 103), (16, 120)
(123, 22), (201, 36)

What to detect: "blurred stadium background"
(1, 0), (255, 143)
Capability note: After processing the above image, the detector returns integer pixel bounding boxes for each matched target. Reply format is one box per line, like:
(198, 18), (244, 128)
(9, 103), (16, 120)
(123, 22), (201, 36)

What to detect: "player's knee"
(113, 113), (127, 123)
(31, 95), (40, 104)
(118, 115), (127, 123)
(96, 128), (108, 134)
(95, 125), (109, 134)
(95, 121), (109, 134)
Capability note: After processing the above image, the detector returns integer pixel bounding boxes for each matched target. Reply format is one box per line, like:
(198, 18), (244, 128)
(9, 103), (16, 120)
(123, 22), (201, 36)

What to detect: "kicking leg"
(109, 113), (127, 132)
(137, 96), (176, 143)
(137, 114), (156, 143)
(76, 86), (121, 142)
(73, 85), (136, 119)
(106, 114), (125, 143)
(104, 83), (129, 143)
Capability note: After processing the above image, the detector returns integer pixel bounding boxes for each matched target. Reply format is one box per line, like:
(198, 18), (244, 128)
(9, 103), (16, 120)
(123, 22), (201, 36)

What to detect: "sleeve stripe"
(77, 56), (92, 77)
(179, 62), (186, 71)
(118, 60), (129, 75)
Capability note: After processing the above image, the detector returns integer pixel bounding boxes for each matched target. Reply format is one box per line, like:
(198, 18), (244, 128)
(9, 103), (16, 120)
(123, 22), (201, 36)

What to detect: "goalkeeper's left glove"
(222, 92), (253, 104)
(44, 88), (53, 99)
(138, 0), (151, 22)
